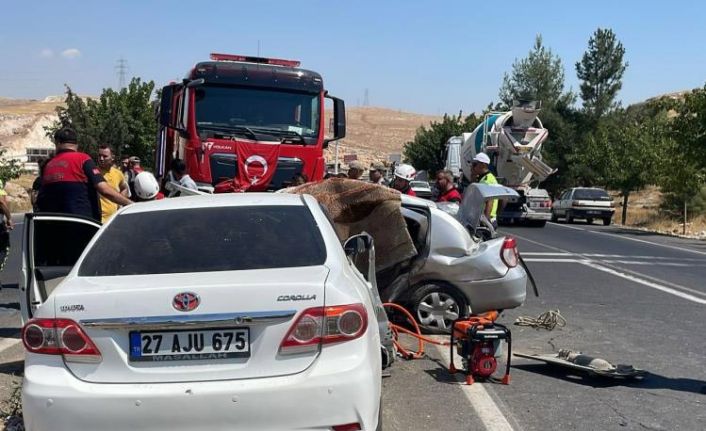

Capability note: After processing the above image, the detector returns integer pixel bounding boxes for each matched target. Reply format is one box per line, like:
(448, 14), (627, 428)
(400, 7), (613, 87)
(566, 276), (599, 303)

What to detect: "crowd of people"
(26, 126), (495, 227)
(329, 154), (499, 226)
(30, 127), (200, 226)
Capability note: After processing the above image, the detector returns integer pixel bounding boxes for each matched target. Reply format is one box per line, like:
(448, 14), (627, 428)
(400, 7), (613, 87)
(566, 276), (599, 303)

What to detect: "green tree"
(657, 85), (706, 221)
(0, 148), (23, 184)
(403, 113), (481, 173)
(577, 110), (665, 224)
(498, 35), (575, 108)
(46, 78), (157, 166)
(576, 28), (628, 120)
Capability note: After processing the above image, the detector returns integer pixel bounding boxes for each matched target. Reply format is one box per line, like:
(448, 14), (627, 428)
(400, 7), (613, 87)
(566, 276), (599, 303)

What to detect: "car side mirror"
(323, 94), (346, 149)
(343, 233), (373, 257)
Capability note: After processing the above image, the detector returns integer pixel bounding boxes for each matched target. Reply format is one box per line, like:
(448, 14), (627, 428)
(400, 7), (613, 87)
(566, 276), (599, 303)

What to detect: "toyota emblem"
(173, 292), (200, 312)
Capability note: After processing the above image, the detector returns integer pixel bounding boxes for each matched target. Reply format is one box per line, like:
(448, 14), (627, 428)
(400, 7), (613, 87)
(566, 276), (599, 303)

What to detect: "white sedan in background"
(20, 194), (382, 431)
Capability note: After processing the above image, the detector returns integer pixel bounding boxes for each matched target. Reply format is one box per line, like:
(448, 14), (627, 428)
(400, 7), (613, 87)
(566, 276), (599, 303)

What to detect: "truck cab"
(156, 53), (345, 192)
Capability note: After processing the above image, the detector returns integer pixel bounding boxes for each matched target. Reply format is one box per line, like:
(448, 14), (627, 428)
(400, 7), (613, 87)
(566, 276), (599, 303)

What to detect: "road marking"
(512, 232), (706, 304)
(522, 258), (587, 263)
(0, 337), (21, 354)
(521, 252), (572, 256)
(580, 261), (706, 305)
(548, 222), (706, 257)
(431, 339), (515, 431)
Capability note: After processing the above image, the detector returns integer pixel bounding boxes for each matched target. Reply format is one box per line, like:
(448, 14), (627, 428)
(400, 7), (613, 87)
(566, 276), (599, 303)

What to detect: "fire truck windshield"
(194, 86), (320, 143)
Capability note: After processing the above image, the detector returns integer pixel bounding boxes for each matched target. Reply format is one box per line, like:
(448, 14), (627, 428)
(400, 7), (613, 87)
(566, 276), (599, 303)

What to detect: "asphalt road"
(1, 216), (704, 430)
(382, 221), (706, 431)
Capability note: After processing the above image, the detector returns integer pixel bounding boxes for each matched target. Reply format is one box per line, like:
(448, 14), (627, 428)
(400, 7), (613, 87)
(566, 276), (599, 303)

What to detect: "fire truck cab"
(156, 53), (345, 192)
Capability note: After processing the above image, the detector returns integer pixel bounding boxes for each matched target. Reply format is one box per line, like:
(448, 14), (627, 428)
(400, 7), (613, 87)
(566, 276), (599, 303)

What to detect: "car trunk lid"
(56, 266), (328, 383)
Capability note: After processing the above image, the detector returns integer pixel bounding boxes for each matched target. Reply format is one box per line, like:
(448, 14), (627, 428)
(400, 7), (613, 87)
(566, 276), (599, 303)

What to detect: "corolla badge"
(172, 292), (200, 312)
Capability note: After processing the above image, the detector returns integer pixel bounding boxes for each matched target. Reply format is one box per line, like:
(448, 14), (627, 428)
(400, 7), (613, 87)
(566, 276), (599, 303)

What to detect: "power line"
(115, 58), (129, 89)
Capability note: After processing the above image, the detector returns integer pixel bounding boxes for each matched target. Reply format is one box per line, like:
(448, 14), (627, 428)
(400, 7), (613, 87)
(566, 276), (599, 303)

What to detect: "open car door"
(20, 213), (101, 323)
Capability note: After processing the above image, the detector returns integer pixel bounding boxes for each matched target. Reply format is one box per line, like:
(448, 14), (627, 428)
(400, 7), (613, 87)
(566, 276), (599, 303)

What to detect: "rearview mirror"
(343, 233), (373, 256)
(324, 94), (346, 148)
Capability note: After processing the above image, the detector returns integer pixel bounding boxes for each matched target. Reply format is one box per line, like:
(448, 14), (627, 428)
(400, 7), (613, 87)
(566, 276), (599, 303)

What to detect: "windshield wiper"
(197, 123), (259, 140)
(248, 127), (308, 144)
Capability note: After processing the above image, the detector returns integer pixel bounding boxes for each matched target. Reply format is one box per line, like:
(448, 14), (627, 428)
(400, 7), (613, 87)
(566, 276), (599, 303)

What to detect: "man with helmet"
(471, 152), (499, 228)
(133, 172), (165, 202)
(391, 164), (417, 196)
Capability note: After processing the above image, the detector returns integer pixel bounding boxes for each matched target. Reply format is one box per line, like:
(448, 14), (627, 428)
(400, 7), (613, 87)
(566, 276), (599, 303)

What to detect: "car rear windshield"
(78, 205), (327, 276)
(573, 189), (611, 201)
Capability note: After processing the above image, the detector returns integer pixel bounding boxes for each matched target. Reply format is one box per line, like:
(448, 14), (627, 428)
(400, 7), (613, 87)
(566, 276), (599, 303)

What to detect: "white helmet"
(473, 152), (491, 165)
(394, 164), (416, 181)
(134, 171), (160, 200)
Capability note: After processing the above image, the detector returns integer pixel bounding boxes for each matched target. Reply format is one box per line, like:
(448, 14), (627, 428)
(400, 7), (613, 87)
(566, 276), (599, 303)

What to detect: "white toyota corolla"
(19, 194), (382, 431)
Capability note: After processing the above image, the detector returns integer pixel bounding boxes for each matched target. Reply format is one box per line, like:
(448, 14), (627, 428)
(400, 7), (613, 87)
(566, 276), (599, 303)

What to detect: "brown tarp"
(287, 179), (417, 271)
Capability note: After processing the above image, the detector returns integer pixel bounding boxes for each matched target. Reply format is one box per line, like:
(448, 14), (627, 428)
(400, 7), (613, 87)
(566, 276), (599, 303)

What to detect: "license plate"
(587, 211), (601, 215)
(129, 328), (250, 362)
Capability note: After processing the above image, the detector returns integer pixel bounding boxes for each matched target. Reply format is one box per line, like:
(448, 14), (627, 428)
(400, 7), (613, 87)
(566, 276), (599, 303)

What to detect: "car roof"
(120, 193), (307, 215)
(571, 187), (608, 191)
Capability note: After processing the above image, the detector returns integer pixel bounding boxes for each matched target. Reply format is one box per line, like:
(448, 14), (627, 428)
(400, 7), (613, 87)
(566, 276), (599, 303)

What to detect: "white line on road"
(521, 258), (588, 263)
(548, 222), (706, 257)
(521, 252), (572, 256)
(431, 339), (515, 431)
(0, 337), (21, 354)
(513, 232), (706, 304)
(580, 261), (706, 305)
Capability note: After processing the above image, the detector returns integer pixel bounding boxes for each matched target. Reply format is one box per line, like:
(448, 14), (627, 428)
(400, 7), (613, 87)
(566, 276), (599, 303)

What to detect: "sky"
(1, 0), (705, 115)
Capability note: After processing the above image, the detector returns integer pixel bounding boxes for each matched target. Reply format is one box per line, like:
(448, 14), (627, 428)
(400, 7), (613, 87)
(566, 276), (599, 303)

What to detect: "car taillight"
(21, 318), (101, 363)
(543, 199), (552, 208)
(501, 237), (519, 268)
(280, 304), (368, 355)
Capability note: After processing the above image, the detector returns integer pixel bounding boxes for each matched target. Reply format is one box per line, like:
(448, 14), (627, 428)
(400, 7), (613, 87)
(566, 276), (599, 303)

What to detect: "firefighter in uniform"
(37, 127), (133, 222)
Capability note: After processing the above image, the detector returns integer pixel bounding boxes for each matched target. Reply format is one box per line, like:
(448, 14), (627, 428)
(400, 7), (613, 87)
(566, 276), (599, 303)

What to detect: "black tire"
(566, 211), (574, 224)
(587, 218), (594, 225)
(532, 220), (547, 228)
(603, 218), (612, 226)
(409, 283), (468, 334)
(550, 211), (558, 222)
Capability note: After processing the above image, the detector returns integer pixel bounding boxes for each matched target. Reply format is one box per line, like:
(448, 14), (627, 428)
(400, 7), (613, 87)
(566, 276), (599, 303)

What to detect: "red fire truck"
(156, 53), (345, 192)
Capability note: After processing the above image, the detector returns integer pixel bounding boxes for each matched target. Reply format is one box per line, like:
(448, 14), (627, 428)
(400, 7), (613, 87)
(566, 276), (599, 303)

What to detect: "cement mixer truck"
(451, 100), (556, 226)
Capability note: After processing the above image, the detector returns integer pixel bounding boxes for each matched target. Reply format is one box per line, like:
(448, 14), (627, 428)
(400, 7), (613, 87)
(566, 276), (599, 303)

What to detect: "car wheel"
(550, 211), (558, 222)
(411, 284), (467, 333)
(587, 218), (593, 225)
(532, 220), (547, 227)
(566, 211), (574, 224)
(603, 218), (612, 226)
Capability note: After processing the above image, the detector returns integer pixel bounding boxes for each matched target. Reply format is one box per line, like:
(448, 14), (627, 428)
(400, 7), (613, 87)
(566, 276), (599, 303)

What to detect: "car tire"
(587, 218), (593, 225)
(603, 218), (612, 226)
(566, 211), (574, 224)
(410, 283), (467, 334)
(532, 220), (547, 227)
(550, 211), (558, 222)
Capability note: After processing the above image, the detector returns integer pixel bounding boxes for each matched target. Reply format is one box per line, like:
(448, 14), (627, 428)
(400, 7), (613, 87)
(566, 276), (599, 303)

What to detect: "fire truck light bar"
(209, 53), (300, 68)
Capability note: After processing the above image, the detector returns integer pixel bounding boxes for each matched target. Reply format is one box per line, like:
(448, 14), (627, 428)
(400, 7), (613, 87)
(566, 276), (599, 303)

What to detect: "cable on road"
(513, 309), (566, 330)
(383, 302), (450, 360)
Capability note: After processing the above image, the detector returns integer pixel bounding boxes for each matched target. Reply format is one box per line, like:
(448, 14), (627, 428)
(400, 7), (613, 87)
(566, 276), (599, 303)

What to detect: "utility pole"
(115, 58), (128, 90)
(363, 88), (369, 106)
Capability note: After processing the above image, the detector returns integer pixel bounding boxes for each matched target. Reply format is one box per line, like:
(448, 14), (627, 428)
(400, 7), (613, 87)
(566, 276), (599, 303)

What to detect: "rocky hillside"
(324, 107), (440, 168)
(0, 98), (60, 158)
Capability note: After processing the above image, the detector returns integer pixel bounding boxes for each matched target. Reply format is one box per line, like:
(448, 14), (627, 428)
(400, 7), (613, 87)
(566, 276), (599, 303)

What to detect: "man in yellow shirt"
(97, 145), (129, 223)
